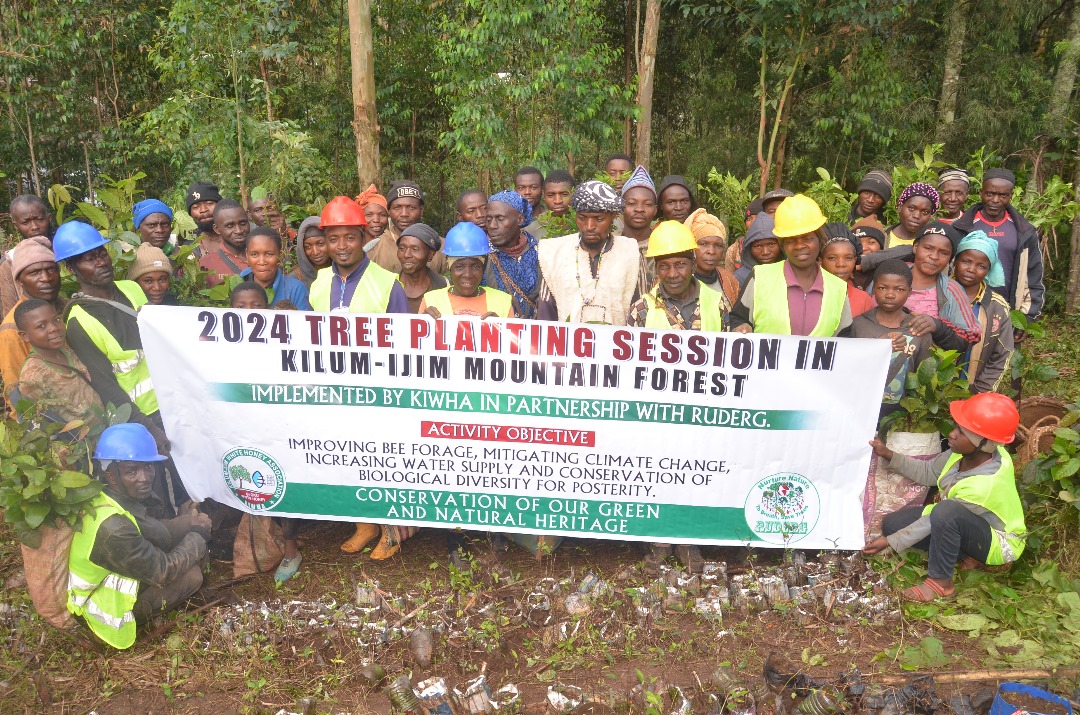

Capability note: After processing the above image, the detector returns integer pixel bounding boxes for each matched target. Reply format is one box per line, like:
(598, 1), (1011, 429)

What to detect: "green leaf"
(896, 636), (950, 670)
(23, 502), (50, 530)
(57, 471), (92, 489)
(1053, 428), (1080, 442)
(937, 613), (989, 632)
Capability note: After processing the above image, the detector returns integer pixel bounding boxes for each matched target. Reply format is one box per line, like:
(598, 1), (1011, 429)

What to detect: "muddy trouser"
(147, 411), (191, 515)
(132, 565), (205, 624)
(881, 501), (992, 580)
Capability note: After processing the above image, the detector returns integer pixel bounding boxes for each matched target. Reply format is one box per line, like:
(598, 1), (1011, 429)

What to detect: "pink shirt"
(906, 286), (939, 317)
(783, 262), (825, 336)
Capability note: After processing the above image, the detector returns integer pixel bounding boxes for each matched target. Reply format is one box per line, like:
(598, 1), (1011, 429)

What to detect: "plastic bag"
(863, 431), (939, 540)
(20, 523), (76, 630)
(233, 514), (285, 577)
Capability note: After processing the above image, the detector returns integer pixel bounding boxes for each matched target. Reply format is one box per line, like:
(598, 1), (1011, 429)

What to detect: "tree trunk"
(622, 0), (634, 156)
(633, 0), (660, 167)
(348, 0), (381, 188)
(25, 107), (40, 195)
(1045, 0), (1080, 137)
(934, 0), (968, 144)
(1067, 139), (1080, 313)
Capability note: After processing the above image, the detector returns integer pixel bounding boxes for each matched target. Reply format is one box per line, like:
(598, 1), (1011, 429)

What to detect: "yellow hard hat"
(772, 194), (827, 238)
(646, 220), (698, 258)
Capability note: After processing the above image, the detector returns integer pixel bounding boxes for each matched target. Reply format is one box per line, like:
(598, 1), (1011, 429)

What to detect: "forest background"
(1, 0), (1080, 308)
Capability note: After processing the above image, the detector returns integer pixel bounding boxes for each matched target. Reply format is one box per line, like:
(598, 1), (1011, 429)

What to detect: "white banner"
(139, 306), (889, 550)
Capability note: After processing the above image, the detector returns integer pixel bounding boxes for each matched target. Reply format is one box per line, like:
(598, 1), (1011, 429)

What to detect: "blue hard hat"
(442, 222), (491, 258)
(94, 423), (168, 463)
(52, 221), (109, 262)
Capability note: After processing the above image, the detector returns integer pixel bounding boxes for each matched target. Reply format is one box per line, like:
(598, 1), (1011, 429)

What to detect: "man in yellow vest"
(729, 194), (853, 337)
(309, 196), (412, 554)
(626, 221), (727, 575)
(863, 393), (1025, 602)
(57, 222), (170, 449)
(68, 424), (212, 649)
(627, 221), (728, 332)
(309, 196), (411, 314)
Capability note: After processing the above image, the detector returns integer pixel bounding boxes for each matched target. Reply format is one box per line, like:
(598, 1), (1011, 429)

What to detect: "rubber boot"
(341, 523), (380, 553)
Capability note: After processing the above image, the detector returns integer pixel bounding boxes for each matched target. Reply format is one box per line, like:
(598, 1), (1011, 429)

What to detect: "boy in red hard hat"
(863, 393), (1025, 602)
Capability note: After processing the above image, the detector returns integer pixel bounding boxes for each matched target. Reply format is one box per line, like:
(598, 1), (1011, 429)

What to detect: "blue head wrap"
(132, 199), (174, 230)
(956, 230), (1006, 288)
(488, 190), (533, 227)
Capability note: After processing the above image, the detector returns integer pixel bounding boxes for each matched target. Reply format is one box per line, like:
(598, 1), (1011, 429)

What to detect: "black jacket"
(952, 204), (1044, 320)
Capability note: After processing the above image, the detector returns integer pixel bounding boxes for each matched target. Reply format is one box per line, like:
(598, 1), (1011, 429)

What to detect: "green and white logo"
(744, 472), (819, 545)
(222, 447), (286, 511)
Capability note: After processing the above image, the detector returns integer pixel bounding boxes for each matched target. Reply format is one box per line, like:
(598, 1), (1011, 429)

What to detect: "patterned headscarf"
(571, 180), (624, 214)
(897, 182), (940, 213)
(355, 184), (388, 211)
(488, 189), (533, 227)
(956, 230), (1006, 289)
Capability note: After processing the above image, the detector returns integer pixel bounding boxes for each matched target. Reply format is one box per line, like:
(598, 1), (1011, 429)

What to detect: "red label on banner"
(421, 421), (596, 447)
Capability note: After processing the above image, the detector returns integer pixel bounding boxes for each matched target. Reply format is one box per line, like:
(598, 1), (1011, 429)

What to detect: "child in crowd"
(952, 231), (1014, 394)
(820, 223), (874, 317)
(129, 243), (179, 305)
(850, 222), (887, 289)
(733, 211), (781, 288)
(851, 260), (932, 423)
(228, 282), (303, 583)
(230, 282), (269, 310)
(13, 298), (103, 428)
(864, 393), (1025, 602)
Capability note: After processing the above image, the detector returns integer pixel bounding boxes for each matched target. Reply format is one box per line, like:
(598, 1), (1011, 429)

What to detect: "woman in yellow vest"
(626, 221), (727, 575)
(729, 194), (853, 337)
(863, 393), (1025, 602)
(420, 222), (514, 319)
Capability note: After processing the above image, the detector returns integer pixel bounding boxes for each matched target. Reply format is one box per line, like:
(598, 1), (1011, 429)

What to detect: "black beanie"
(186, 182), (223, 211)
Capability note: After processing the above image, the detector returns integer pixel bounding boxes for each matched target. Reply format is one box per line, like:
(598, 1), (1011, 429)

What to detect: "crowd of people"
(0, 155), (1036, 647)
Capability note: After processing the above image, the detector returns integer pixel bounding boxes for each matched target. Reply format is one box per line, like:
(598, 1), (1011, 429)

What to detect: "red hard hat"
(320, 196), (367, 229)
(949, 393), (1019, 444)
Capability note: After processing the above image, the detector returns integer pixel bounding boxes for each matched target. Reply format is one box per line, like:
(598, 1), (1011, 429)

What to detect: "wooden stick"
(390, 597), (436, 629)
(869, 666), (1080, 685)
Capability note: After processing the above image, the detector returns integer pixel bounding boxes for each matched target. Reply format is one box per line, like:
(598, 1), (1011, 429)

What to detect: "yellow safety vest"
(922, 447), (1026, 565)
(65, 281), (157, 416)
(67, 492), (141, 649)
(422, 287), (514, 318)
(309, 262), (399, 312)
(643, 281), (726, 332)
(751, 262), (846, 336)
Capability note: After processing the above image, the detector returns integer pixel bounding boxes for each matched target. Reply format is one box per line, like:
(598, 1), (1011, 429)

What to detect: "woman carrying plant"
(863, 393), (1025, 602)
(951, 232), (1014, 394)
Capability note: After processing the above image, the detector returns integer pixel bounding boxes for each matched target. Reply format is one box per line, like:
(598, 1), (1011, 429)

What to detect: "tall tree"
(348, 0), (381, 188)
(634, 0), (661, 166)
(934, 0), (969, 144)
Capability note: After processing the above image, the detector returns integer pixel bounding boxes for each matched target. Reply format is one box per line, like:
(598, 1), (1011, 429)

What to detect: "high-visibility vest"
(67, 492), (141, 649)
(309, 262), (398, 312)
(642, 281), (725, 332)
(923, 447), (1026, 565)
(422, 287), (514, 318)
(751, 262), (846, 337)
(66, 281), (157, 416)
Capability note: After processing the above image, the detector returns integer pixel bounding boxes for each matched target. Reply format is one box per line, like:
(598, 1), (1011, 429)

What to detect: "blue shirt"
(331, 256), (410, 314)
(239, 268), (312, 310)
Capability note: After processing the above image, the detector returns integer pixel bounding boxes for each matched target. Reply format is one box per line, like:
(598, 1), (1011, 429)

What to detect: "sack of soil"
(989, 683), (1073, 715)
(20, 522), (76, 630)
(233, 514), (285, 577)
(862, 431), (939, 540)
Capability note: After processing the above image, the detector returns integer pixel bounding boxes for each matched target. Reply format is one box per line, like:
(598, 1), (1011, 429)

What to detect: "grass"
(1026, 315), (1080, 400)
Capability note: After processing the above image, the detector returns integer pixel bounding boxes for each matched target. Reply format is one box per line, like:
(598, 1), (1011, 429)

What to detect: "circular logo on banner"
(222, 447), (286, 511)
(744, 472), (820, 545)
